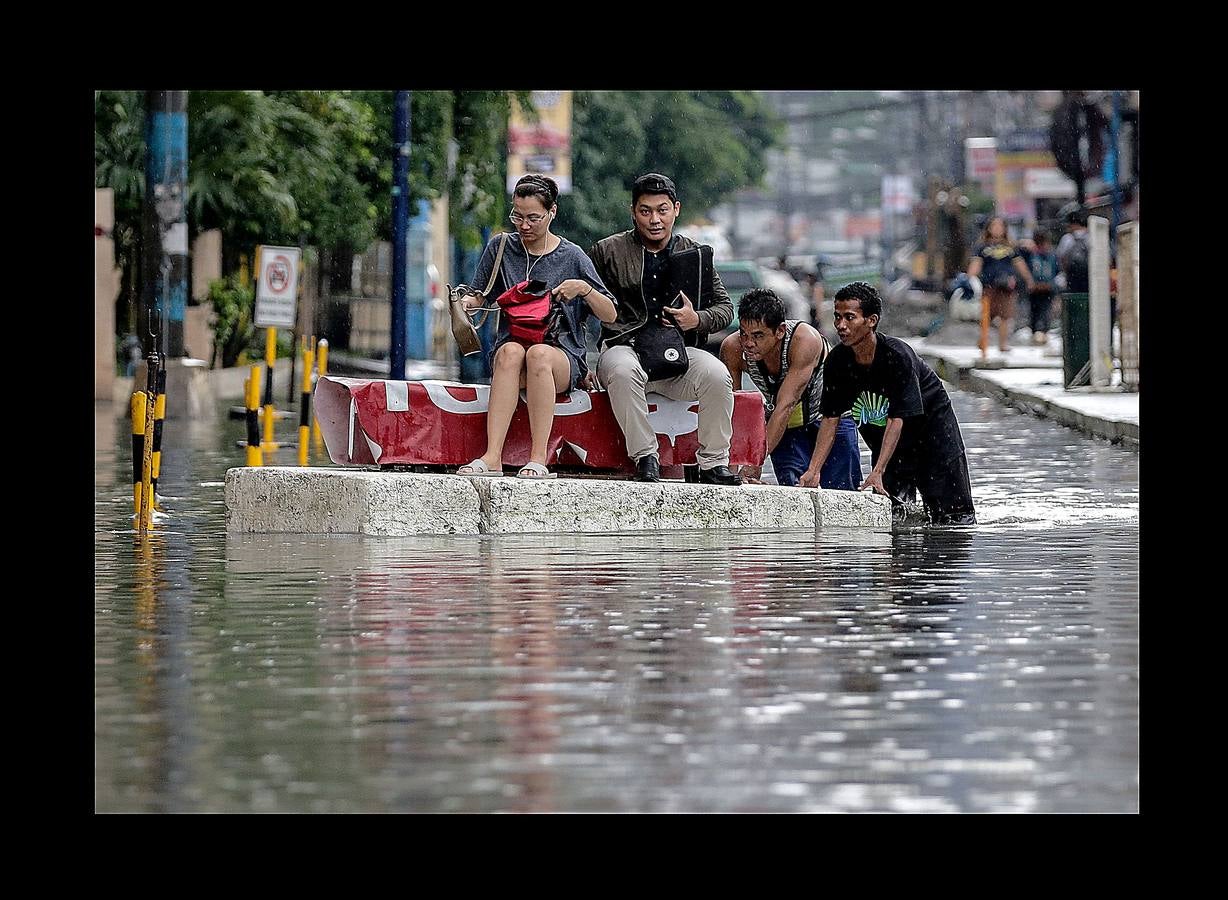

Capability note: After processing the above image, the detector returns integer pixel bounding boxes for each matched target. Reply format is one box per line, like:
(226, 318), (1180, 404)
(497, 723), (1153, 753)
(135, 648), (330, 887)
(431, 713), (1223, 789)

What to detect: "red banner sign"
(314, 378), (766, 474)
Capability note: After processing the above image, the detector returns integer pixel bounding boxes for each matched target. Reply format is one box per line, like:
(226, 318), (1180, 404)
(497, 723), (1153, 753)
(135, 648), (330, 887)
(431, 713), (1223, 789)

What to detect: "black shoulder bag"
(627, 244), (713, 381)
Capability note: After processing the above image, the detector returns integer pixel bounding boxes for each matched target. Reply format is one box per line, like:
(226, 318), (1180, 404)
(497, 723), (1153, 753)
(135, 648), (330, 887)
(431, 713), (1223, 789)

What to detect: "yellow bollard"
(298, 341), (315, 467)
(151, 367), (167, 511)
(139, 383), (156, 538)
(131, 392), (147, 518)
(245, 365), (264, 467)
(313, 338), (328, 449)
(262, 326), (277, 447)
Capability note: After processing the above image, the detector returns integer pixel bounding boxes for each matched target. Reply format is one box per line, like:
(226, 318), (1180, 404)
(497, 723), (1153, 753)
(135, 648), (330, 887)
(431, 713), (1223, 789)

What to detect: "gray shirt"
(472, 232), (616, 372)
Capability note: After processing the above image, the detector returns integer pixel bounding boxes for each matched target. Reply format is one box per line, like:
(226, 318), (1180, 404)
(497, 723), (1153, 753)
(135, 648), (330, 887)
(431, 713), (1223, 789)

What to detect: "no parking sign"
(254, 245), (300, 328)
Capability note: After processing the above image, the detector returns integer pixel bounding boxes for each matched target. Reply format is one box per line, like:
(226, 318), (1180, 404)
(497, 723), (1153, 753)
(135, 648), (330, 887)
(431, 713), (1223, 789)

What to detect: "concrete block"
(225, 469), (890, 535)
(364, 473), (482, 535)
(814, 487), (892, 528)
(226, 467), (482, 535)
(472, 478), (817, 534)
(227, 467), (368, 534)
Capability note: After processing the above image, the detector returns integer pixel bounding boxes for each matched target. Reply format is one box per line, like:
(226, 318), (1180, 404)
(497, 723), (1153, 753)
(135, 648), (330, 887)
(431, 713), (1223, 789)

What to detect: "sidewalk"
(903, 337), (1139, 448)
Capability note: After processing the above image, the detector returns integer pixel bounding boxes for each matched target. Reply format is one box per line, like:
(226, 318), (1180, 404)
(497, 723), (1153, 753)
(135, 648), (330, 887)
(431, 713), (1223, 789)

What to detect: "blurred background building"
(711, 91), (1138, 289)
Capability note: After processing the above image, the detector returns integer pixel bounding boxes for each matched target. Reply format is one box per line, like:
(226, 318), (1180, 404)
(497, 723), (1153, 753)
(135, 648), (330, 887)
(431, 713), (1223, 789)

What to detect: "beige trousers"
(596, 344), (734, 469)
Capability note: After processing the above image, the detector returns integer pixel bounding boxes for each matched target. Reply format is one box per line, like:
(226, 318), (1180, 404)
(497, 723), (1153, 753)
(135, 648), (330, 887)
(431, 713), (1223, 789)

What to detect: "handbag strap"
(482, 232), (509, 297)
(461, 232), (510, 329)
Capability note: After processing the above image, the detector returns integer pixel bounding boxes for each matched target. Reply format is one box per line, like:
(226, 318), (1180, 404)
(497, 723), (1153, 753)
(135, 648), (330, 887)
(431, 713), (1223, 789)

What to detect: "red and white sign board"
(880, 175), (914, 215)
(964, 137), (998, 183)
(314, 377), (767, 475)
(254, 245), (300, 328)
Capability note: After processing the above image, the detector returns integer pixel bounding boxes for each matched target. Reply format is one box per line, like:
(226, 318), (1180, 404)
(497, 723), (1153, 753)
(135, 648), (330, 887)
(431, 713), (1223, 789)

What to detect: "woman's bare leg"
(999, 307), (1012, 352)
(481, 342), (527, 468)
(524, 344), (571, 466)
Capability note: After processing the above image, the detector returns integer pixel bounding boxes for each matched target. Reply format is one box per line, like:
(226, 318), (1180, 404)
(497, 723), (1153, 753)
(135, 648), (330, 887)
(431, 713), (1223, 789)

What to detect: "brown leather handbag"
(448, 233), (507, 356)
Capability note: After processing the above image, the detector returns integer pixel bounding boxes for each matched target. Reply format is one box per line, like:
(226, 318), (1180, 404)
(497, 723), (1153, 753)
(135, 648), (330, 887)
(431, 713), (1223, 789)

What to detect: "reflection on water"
(95, 388), (1138, 812)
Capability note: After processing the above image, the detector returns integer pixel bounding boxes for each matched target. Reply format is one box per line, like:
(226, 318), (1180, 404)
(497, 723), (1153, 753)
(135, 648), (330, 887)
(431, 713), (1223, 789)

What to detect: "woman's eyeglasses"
(509, 212), (549, 225)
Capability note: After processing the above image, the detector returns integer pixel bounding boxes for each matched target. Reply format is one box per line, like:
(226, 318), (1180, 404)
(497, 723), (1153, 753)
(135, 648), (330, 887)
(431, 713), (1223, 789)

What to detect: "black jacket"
(587, 230), (733, 348)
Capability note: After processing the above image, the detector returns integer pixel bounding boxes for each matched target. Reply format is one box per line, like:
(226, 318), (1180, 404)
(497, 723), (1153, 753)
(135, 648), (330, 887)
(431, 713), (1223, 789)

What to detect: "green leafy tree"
(206, 275), (257, 369)
(556, 91), (781, 249)
(188, 90), (380, 267)
(95, 90), (525, 356)
(95, 90), (773, 357)
(351, 90), (532, 249)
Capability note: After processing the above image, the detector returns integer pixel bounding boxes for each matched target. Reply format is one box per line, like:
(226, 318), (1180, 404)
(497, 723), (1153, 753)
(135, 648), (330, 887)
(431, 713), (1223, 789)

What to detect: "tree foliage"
(556, 91), (781, 249)
(95, 91), (527, 265)
(94, 90), (777, 352)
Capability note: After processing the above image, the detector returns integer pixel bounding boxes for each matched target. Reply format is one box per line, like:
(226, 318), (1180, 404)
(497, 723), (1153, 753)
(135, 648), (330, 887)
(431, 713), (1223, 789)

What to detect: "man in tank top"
(718, 288), (862, 488)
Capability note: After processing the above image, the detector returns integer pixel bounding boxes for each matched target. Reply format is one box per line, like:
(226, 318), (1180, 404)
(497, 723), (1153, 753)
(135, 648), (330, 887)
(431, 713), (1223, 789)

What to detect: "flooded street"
(94, 387), (1138, 812)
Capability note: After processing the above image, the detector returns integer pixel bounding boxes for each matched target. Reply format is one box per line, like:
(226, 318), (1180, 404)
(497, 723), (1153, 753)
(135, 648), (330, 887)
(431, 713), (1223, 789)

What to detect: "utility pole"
(915, 91), (928, 186)
(390, 91), (410, 380)
(1108, 91), (1123, 235)
(142, 91), (188, 358)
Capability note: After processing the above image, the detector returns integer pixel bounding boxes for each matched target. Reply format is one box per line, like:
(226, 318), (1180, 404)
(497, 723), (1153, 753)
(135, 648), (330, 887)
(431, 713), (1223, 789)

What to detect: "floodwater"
(94, 386), (1138, 813)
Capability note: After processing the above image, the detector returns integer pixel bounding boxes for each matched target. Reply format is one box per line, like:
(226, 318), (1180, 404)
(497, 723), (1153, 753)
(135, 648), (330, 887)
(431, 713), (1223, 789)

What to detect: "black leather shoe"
(634, 455), (660, 482)
(699, 465), (742, 486)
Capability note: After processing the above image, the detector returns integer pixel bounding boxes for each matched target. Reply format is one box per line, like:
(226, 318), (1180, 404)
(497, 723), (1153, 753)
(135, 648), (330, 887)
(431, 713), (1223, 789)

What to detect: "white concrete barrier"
(225, 468), (483, 535)
(1089, 216), (1113, 388)
(225, 467), (892, 535)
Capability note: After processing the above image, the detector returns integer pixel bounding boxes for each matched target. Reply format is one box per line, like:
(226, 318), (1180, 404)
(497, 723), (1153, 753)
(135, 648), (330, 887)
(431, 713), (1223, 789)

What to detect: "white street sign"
(255, 245), (300, 329)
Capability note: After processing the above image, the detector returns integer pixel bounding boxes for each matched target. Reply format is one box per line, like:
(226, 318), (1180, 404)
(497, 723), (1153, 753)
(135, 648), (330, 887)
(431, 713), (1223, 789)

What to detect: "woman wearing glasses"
(457, 173), (618, 479)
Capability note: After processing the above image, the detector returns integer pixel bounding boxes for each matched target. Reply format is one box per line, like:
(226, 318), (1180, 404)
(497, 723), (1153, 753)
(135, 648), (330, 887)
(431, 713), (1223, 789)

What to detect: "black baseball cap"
(632, 173), (678, 203)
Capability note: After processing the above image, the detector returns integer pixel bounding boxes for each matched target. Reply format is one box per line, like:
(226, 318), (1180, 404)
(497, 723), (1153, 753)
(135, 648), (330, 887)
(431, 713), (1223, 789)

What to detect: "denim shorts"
(771, 417), (862, 489)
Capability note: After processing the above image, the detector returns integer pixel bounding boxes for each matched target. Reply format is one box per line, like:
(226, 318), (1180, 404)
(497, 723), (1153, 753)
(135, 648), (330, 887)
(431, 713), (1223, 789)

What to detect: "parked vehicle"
(761, 268), (811, 321)
(705, 260), (809, 352)
(680, 224), (734, 261)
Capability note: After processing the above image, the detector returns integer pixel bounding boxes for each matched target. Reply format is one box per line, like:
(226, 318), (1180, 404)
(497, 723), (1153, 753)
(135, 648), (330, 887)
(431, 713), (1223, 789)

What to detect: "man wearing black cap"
(587, 173), (740, 484)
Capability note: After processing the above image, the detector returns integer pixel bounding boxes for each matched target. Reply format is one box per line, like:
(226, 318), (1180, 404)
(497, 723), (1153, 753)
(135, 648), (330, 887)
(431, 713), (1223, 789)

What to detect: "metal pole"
(262, 326), (276, 448)
(245, 365), (263, 467)
(1109, 90), (1123, 236)
(138, 347), (159, 538)
(151, 366), (166, 510)
(131, 391), (147, 519)
(142, 90), (188, 358)
(390, 90), (410, 380)
(298, 337), (315, 467)
(313, 338), (328, 450)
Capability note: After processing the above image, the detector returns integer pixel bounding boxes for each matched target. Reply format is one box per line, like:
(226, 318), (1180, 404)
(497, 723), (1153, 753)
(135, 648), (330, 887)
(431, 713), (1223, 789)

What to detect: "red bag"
(496, 278), (554, 344)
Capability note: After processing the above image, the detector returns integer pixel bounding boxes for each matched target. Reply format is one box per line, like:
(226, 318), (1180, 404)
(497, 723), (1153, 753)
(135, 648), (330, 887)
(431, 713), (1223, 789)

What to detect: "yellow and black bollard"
(150, 366), (167, 511)
(298, 337), (315, 466)
(313, 338), (328, 450)
(138, 353), (158, 538)
(262, 326), (277, 450)
(131, 391), (148, 519)
(245, 364), (264, 467)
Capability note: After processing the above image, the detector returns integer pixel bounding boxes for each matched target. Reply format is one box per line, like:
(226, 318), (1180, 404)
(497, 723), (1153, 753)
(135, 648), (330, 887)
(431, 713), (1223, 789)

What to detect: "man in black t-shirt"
(800, 282), (976, 525)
